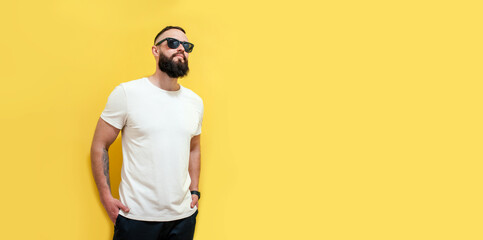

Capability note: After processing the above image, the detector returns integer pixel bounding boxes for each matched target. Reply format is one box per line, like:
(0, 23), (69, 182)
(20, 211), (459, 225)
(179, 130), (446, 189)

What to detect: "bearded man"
(91, 25), (203, 240)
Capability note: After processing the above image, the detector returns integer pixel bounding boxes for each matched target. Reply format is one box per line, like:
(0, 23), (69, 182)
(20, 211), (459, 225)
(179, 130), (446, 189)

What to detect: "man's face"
(155, 30), (190, 78)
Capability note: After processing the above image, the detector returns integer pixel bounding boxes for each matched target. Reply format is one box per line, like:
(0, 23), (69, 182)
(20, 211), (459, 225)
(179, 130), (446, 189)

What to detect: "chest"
(126, 96), (200, 137)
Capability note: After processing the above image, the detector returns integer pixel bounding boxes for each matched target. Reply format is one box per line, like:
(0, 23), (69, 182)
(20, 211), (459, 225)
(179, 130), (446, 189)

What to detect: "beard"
(158, 51), (189, 78)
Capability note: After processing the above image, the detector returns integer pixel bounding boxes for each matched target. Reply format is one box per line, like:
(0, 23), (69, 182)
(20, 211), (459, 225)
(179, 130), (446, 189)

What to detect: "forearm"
(91, 146), (113, 200)
(188, 150), (201, 191)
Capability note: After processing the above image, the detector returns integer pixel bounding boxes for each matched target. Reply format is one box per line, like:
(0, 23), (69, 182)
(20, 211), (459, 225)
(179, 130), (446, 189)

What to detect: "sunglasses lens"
(167, 39), (180, 49)
(165, 38), (193, 53)
(183, 43), (194, 53)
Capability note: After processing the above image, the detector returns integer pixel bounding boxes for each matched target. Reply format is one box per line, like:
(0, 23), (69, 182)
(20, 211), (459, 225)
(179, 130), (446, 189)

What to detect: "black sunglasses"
(155, 37), (194, 53)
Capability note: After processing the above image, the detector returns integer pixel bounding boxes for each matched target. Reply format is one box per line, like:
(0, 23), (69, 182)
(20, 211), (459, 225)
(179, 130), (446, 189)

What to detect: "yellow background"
(0, 0), (481, 239)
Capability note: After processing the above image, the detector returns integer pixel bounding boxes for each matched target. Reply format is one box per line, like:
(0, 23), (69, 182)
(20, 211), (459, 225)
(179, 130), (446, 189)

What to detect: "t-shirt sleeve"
(194, 101), (204, 136)
(100, 85), (127, 130)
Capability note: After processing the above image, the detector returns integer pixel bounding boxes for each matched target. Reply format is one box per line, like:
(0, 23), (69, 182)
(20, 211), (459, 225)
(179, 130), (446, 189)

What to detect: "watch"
(191, 190), (201, 200)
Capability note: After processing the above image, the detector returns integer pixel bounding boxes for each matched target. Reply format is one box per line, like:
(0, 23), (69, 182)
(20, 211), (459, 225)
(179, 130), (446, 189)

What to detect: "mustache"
(171, 53), (185, 60)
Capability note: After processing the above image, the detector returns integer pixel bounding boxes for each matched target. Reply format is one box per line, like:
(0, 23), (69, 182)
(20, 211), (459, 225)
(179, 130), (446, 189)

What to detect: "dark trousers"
(113, 210), (198, 240)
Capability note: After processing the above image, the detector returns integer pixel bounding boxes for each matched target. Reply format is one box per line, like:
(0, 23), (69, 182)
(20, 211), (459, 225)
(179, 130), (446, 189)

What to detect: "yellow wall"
(0, 1), (482, 239)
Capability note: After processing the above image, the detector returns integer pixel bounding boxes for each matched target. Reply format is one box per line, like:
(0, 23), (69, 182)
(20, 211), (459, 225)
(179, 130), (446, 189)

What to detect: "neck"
(147, 69), (180, 91)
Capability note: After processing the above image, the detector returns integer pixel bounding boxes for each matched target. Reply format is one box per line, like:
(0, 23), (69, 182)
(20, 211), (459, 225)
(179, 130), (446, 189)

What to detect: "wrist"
(99, 191), (113, 202)
(190, 190), (201, 200)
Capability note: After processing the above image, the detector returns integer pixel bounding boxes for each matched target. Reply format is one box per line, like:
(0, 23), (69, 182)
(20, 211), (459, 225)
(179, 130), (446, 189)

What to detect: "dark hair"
(154, 26), (186, 45)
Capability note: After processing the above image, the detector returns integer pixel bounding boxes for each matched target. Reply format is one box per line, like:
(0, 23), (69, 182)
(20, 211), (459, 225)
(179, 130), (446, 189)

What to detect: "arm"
(90, 117), (129, 223)
(189, 134), (201, 207)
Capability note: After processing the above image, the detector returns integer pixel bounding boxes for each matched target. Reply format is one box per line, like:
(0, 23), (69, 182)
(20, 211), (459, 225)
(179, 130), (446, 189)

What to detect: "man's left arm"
(189, 134), (201, 208)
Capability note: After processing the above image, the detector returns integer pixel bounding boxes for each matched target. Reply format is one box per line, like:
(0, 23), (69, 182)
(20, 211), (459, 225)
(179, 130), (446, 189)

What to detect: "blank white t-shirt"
(100, 77), (203, 221)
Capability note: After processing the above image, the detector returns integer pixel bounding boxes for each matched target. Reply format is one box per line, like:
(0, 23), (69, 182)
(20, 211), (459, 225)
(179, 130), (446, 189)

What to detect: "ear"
(152, 45), (159, 58)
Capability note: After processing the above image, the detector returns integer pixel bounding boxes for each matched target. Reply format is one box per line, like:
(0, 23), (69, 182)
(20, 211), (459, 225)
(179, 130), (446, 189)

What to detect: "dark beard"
(158, 52), (189, 78)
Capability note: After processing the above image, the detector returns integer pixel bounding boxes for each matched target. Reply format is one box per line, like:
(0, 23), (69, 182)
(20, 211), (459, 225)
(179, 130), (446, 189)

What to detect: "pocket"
(191, 209), (198, 225)
(114, 214), (120, 228)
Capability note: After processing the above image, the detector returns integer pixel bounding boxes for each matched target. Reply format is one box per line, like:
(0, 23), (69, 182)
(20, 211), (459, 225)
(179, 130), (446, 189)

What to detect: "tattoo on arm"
(102, 148), (111, 192)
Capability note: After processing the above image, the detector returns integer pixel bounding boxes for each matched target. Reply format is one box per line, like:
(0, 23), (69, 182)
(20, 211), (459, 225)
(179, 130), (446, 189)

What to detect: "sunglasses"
(155, 37), (194, 53)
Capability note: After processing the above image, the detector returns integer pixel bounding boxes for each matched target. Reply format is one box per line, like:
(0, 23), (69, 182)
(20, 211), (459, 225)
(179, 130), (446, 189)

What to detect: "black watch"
(191, 190), (201, 200)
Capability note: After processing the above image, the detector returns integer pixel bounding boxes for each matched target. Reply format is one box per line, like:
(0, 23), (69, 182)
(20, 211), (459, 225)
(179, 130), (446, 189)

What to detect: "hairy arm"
(90, 117), (129, 222)
(90, 118), (119, 199)
(189, 134), (201, 192)
(91, 146), (113, 199)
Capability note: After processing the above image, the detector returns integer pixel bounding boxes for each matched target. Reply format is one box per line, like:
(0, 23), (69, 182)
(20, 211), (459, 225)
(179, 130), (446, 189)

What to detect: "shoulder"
(182, 85), (203, 105)
(119, 77), (145, 89)
(112, 77), (148, 98)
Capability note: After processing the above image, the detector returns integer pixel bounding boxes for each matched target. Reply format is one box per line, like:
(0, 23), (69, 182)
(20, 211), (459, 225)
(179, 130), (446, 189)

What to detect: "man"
(90, 26), (203, 240)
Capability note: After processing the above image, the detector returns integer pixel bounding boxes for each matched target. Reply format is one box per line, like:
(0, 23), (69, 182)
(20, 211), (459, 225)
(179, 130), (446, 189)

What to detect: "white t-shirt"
(100, 77), (203, 221)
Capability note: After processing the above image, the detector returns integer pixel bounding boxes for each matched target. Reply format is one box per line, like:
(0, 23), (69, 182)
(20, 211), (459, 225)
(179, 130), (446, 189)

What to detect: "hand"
(190, 194), (199, 209)
(101, 196), (130, 224)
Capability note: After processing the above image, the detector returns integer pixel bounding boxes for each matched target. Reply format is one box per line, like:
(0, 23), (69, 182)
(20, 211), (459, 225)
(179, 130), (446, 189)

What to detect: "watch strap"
(191, 190), (201, 200)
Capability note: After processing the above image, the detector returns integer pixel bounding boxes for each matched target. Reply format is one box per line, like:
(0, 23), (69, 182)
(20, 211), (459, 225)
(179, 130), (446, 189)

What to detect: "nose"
(175, 43), (185, 53)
